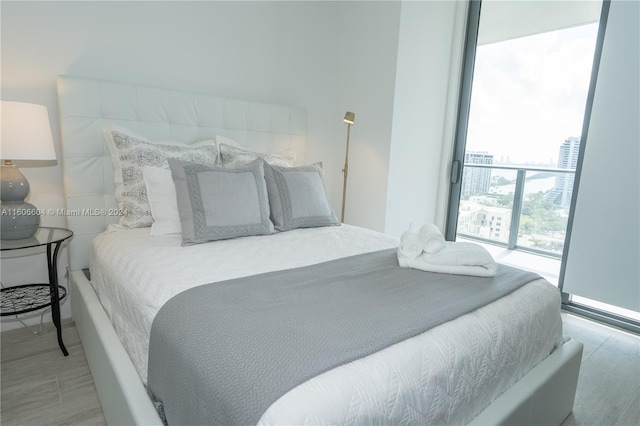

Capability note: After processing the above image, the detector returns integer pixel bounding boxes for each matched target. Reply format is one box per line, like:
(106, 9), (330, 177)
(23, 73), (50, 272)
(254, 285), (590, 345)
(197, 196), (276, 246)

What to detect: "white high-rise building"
(551, 137), (580, 207)
(462, 151), (493, 196)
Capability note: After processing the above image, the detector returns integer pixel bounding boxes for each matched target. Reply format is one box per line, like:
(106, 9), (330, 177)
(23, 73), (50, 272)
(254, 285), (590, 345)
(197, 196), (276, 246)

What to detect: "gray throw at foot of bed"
(147, 248), (540, 426)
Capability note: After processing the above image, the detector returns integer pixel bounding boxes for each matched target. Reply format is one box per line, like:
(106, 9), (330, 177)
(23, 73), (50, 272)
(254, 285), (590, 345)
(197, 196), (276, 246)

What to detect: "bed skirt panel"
(70, 270), (163, 426)
(469, 338), (582, 425)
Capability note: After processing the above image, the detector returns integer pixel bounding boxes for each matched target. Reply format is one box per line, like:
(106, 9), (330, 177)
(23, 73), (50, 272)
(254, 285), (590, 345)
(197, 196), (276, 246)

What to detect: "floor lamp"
(341, 111), (355, 223)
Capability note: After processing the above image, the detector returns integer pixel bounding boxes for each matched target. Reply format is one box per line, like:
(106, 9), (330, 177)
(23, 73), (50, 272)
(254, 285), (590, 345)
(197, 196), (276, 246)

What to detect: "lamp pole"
(341, 122), (351, 223)
(341, 111), (355, 223)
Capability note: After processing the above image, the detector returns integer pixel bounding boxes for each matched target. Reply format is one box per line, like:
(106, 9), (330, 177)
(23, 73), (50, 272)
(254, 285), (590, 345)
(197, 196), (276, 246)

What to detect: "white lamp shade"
(1, 101), (56, 161)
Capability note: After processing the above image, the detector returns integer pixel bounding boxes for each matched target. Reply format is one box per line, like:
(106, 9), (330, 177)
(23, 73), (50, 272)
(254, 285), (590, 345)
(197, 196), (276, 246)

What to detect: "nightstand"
(1, 227), (73, 356)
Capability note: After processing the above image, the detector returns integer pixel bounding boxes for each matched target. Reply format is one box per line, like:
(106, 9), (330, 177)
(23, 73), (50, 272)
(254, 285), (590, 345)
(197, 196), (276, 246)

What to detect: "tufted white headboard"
(57, 75), (307, 270)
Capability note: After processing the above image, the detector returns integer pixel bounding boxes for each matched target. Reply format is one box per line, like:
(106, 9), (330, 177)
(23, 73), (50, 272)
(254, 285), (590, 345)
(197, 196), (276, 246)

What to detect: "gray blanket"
(147, 248), (540, 426)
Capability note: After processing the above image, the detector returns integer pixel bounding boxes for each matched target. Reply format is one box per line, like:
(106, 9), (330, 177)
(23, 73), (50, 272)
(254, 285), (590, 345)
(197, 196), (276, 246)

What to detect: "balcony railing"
(457, 164), (576, 258)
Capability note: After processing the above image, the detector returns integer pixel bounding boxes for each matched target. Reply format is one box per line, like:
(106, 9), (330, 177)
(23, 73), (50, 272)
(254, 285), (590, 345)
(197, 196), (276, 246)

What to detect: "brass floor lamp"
(341, 111), (355, 223)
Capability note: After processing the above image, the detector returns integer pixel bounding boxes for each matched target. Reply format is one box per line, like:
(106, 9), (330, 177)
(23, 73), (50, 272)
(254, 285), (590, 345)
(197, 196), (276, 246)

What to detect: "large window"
(448, 1), (639, 331)
(451, 2), (601, 259)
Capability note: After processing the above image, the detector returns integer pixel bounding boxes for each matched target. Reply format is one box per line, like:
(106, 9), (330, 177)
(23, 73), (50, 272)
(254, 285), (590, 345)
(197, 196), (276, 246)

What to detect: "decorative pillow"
(263, 161), (339, 231)
(218, 142), (296, 168)
(143, 167), (181, 236)
(168, 158), (274, 245)
(103, 125), (218, 228)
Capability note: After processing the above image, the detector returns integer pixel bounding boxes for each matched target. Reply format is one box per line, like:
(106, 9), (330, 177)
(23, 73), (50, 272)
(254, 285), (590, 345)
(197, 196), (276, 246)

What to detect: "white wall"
(0, 1), (401, 330)
(563, 0), (640, 312)
(334, 1), (401, 230)
(385, 0), (467, 237)
(1, 1), (464, 330)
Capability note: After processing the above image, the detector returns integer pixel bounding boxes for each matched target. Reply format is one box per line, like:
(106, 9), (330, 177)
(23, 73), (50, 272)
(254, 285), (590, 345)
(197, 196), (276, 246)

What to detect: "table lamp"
(1, 101), (56, 240)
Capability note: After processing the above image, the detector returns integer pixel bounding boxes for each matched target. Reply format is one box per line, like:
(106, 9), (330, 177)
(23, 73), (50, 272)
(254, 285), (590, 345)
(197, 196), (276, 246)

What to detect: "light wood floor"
(1, 319), (105, 425)
(560, 313), (640, 426)
(1, 313), (638, 426)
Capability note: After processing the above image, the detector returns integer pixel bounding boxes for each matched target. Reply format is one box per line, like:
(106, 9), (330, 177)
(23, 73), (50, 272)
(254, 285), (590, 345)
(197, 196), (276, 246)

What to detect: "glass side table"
(1, 227), (74, 356)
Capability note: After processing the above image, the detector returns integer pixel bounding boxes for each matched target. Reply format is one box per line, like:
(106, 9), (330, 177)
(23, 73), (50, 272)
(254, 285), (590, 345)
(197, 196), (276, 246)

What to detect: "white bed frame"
(58, 75), (582, 425)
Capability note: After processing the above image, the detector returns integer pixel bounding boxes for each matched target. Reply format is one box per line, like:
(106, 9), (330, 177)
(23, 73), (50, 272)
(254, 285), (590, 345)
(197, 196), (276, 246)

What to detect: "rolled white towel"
(419, 223), (445, 254)
(398, 242), (497, 277)
(398, 230), (423, 260)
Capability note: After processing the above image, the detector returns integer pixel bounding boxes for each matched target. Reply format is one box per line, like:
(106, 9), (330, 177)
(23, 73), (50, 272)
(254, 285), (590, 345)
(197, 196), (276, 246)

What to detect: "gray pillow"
(168, 158), (274, 245)
(263, 162), (340, 231)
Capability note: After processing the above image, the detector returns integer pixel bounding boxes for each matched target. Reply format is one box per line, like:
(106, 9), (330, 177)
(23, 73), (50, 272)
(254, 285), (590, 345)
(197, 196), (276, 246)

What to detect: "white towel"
(397, 241), (497, 277)
(418, 223), (445, 254)
(398, 230), (423, 260)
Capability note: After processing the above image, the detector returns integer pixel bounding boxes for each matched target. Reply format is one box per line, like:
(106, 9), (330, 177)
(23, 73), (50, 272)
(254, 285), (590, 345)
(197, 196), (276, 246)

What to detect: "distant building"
(457, 201), (511, 243)
(548, 137), (579, 207)
(462, 151), (494, 196)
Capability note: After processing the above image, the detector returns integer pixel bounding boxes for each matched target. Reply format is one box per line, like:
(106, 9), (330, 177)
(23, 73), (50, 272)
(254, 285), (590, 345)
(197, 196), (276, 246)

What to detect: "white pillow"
(216, 135), (296, 168)
(103, 124), (218, 228)
(143, 167), (181, 236)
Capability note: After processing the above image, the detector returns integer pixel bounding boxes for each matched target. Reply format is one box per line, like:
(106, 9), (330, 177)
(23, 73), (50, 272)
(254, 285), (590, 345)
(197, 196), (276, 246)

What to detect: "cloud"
(466, 23), (598, 165)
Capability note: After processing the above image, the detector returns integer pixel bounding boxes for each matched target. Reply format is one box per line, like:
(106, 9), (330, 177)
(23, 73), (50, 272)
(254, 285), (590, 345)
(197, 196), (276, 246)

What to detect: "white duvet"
(90, 224), (563, 425)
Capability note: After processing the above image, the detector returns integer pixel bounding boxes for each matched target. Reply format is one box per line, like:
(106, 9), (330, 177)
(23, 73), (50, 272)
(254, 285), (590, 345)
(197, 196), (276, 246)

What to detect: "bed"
(57, 75), (583, 425)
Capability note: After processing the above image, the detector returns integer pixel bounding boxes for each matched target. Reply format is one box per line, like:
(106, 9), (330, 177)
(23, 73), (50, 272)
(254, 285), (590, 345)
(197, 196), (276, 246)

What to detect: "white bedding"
(90, 224), (563, 425)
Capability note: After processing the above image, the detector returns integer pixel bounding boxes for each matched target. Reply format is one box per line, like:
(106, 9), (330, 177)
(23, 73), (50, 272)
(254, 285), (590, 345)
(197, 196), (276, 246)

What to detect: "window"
(448, 0), (602, 258)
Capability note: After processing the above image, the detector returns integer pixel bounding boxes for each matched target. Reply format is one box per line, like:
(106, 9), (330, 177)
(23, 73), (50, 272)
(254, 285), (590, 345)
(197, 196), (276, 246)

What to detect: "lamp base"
(0, 201), (40, 240)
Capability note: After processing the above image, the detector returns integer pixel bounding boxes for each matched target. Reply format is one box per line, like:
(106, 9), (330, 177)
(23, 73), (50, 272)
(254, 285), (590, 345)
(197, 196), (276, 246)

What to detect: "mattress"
(89, 224), (563, 424)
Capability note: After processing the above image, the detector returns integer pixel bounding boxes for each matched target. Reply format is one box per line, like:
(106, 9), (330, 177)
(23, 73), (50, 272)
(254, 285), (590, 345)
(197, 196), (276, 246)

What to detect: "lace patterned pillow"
(104, 125), (218, 228)
(219, 143), (296, 168)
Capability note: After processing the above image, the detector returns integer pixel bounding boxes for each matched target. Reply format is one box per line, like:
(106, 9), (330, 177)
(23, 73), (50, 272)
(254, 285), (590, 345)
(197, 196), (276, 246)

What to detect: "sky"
(466, 23), (599, 166)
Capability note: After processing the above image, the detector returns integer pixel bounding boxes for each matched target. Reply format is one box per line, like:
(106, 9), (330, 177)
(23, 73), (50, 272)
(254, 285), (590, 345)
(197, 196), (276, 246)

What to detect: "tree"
(496, 176), (514, 186)
(519, 191), (567, 236)
(496, 193), (513, 208)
